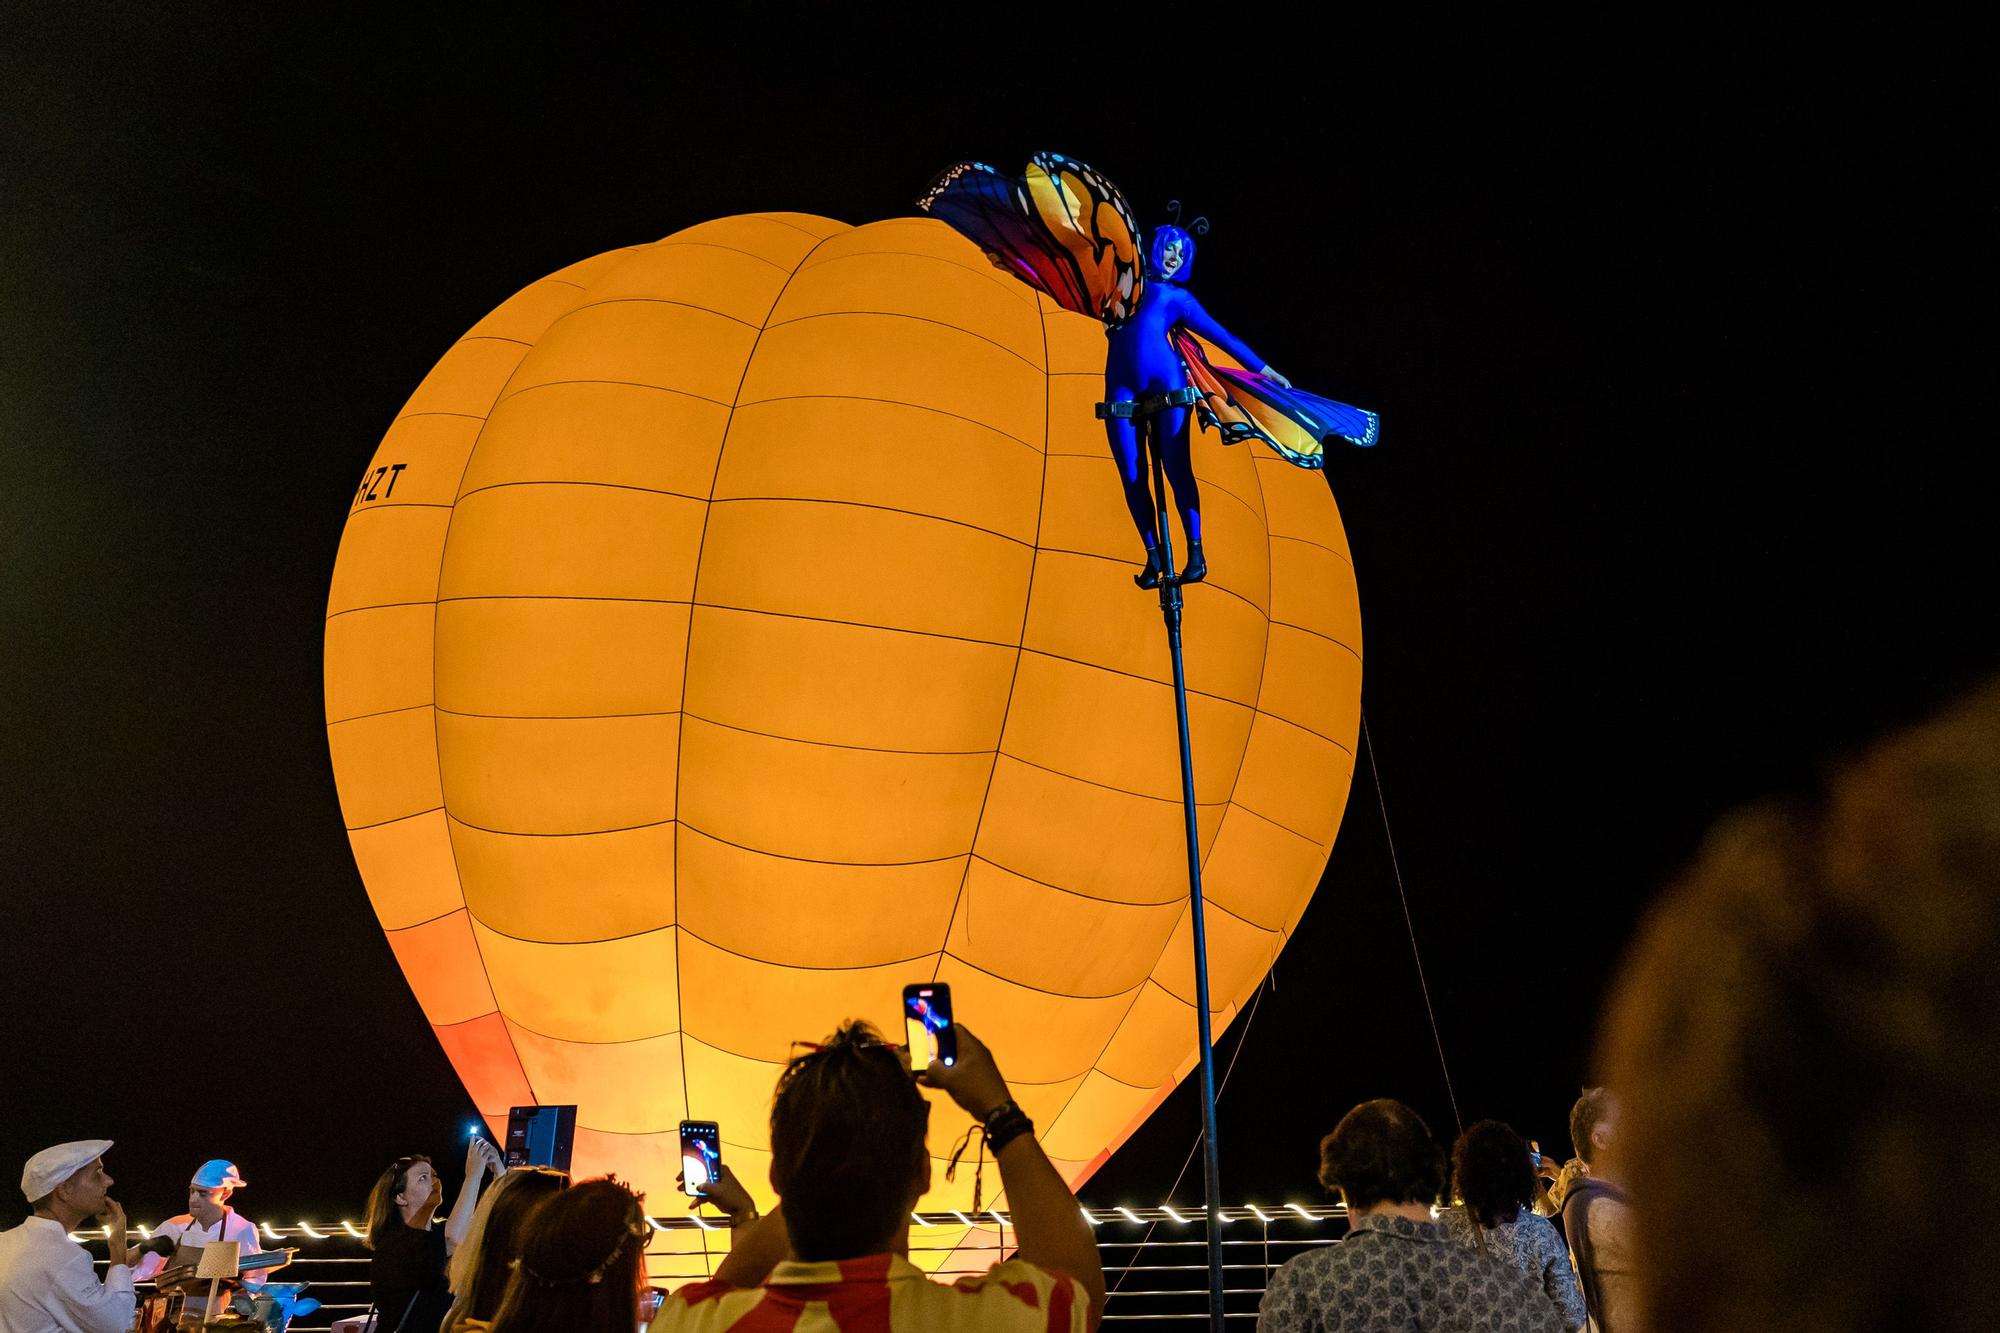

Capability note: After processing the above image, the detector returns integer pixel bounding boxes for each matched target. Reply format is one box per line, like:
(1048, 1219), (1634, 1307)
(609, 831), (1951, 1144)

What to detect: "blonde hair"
(441, 1167), (569, 1333)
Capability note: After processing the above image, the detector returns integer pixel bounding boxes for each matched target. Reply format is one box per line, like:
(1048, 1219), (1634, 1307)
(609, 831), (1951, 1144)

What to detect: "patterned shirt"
(1439, 1207), (1588, 1331)
(1258, 1213), (1567, 1333)
(657, 1251), (1086, 1332)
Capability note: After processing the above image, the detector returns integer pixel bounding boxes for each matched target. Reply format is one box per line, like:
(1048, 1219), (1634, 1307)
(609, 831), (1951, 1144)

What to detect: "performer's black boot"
(1180, 540), (1207, 585)
(1134, 546), (1165, 589)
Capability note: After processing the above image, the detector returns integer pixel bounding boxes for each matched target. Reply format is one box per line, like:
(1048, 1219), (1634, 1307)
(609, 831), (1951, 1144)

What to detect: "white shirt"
(132, 1210), (266, 1288)
(0, 1216), (136, 1333)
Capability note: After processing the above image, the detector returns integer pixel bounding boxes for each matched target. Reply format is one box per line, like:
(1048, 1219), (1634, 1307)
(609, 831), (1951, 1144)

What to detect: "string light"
(86, 1204), (1336, 1247)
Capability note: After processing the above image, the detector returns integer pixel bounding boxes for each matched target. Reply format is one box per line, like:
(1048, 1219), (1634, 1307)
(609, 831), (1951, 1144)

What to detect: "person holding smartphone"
(657, 1021), (1105, 1331)
(365, 1136), (504, 1333)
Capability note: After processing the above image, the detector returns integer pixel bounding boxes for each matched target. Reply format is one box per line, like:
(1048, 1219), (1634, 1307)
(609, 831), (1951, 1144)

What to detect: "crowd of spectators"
(4, 681), (1993, 1331)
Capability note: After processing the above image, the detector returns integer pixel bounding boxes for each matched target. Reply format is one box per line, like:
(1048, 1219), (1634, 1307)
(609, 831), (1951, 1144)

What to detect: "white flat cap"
(21, 1140), (112, 1201)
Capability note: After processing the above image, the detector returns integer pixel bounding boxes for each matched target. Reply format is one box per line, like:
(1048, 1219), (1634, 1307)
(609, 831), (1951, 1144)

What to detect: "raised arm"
(443, 1137), (502, 1255)
(924, 1027), (1106, 1330)
(699, 1165), (791, 1288)
(49, 1199), (137, 1333)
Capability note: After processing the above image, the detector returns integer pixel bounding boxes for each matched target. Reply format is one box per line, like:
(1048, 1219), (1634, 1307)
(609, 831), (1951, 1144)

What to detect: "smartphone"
(903, 982), (956, 1069)
(680, 1120), (721, 1198)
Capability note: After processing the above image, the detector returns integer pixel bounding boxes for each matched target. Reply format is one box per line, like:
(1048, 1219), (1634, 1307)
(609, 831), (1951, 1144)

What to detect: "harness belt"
(1095, 386), (1201, 420)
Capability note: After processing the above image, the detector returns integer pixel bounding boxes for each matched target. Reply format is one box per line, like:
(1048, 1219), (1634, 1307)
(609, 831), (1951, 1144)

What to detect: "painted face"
(397, 1161), (441, 1212)
(1160, 235), (1185, 278)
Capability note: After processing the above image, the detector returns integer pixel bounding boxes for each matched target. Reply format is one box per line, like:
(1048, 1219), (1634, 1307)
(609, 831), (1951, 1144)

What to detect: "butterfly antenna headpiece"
(1164, 200), (1212, 235)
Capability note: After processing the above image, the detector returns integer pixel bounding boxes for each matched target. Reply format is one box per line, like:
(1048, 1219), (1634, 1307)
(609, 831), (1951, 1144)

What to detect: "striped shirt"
(658, 1252), (1085, 1332)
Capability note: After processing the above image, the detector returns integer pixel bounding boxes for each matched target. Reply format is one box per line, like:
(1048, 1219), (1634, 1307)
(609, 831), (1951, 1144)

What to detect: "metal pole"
(1147, 428), (1227, 1332)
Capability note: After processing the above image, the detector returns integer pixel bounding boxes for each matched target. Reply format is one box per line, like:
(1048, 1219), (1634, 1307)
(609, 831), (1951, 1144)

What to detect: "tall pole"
(1148, 429), (1227, 1332)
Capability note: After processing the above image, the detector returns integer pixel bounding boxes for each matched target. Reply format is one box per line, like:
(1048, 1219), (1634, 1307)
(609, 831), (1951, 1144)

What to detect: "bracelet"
(981, 1100), (1035, 1154)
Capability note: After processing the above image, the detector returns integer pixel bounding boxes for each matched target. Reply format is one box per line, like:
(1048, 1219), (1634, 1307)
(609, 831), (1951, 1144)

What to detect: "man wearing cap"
(0, 1140), (137, 1333)
(133, 1160), (265, 1317)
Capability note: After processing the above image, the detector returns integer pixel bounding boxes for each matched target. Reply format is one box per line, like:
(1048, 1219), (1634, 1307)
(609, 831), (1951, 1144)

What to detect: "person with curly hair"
(1440, 1121), (1586, 1331)
(1258, 1099), (1564, 1332)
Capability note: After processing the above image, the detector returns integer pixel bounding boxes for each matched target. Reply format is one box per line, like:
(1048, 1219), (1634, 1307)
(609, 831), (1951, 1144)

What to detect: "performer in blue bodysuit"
(920, 153), (1378, 589)
(1101, 220), (1282, 586)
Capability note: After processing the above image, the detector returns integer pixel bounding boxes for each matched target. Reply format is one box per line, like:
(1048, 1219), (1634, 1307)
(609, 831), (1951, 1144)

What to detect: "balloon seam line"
(553, 296), (762, 331)
(802, 246), (1040, 306)
(730, 393), (1039, 451)
(760, 309), (1045, 373)
(931, 290), (1056, 982)
(672, 226), (847, 1159)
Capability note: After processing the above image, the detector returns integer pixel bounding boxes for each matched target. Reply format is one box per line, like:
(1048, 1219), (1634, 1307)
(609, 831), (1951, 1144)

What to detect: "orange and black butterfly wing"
(918, 152), (1144, 327)
(1175, 328), (1381, 466)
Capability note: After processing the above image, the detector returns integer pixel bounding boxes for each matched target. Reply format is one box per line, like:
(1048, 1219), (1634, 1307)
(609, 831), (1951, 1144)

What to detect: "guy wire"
(1363, 711), (1463, 1134)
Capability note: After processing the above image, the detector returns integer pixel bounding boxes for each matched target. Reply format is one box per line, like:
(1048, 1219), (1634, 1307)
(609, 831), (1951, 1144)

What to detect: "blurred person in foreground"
(440, 1166), (569, 1333)
(1259, 1099), (1564, 1332)
(484, 1178), (649, 1333)
(1440, 1121), (1586, 1331)
(1599, 678), (2000, 1333)
(0, 1141), (137, 1333)
(1557, 1088), (1632, 1332)
(655, 1021), (1105, 1331)
(365, 1136), (504, 1333)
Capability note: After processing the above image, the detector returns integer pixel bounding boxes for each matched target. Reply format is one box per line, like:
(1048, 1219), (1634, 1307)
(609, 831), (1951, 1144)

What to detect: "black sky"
(3, 12), (1992, 1225)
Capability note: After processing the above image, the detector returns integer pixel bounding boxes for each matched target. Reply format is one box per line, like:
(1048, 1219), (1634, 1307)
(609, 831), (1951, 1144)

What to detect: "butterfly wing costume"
(920, 152), (1378, 585)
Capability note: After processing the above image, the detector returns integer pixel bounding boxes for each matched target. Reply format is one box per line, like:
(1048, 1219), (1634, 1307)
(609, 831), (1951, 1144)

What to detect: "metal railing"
(87, 1205), (1350, 1328)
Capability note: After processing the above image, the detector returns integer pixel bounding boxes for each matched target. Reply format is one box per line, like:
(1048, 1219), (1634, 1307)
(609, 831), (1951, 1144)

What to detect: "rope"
(1362, 712), (1463, 1134)
(1107, 979), (1268, 1293)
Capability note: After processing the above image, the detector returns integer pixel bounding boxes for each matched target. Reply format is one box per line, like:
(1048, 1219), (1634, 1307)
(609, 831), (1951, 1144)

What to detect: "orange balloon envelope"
(324, 212), (1361, 1271)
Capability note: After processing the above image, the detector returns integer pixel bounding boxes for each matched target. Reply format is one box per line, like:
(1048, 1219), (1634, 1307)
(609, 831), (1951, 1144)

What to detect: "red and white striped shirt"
(658, 1252), (1085, 1333)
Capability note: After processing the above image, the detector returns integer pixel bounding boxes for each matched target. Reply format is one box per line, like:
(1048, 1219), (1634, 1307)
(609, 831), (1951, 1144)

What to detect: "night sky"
(3, 13), (1991, 1228)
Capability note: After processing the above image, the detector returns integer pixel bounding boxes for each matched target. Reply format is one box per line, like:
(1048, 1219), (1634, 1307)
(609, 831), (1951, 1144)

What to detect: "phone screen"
(903, 983), (956, 1068)
(680, 1120), (721, 1198)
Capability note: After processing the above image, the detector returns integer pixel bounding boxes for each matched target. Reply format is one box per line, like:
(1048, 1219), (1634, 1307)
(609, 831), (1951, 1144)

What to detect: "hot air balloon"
(324, 210), (1361, 1276)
